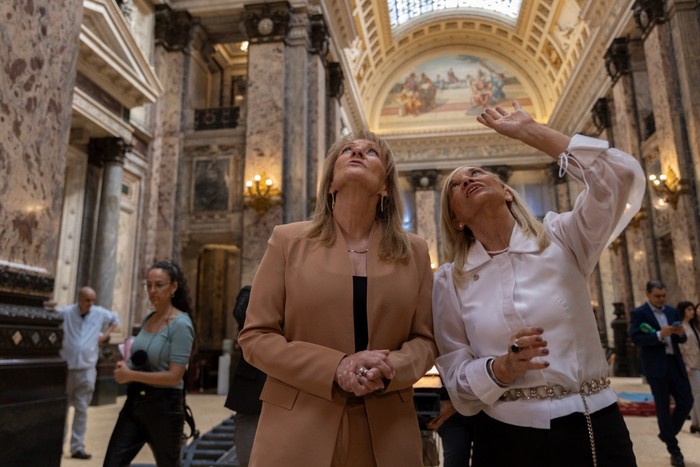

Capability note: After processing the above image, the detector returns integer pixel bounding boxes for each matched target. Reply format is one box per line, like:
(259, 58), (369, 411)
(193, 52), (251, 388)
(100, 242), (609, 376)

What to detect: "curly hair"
(149, 260), (194, 317)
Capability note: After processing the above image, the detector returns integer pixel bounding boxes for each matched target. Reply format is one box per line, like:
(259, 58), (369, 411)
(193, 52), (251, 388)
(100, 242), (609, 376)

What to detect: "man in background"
(224, 286), (266, 467)
(630, 280), (692, 467)
(56, 286), (119, 460)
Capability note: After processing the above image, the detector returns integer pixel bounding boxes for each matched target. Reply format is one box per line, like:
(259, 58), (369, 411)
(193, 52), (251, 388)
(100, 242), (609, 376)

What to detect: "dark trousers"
(647, 355), (694, 455)
(437, 413), (475, 467)
(472, 403), (636, 467)
(103, 385), (185, 467)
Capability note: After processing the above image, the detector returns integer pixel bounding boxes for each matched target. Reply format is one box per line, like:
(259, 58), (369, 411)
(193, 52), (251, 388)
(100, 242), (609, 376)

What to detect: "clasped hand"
(335, 349), (395, 396)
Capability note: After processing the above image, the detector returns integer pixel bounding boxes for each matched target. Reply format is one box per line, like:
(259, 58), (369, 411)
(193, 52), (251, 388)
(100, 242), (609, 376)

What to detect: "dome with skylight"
(387, 0), (523, 29)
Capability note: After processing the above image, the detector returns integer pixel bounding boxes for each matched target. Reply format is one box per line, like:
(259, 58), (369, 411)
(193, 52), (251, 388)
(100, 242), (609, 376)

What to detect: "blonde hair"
(439, 166), (550, 275)
(303, 129), (409, 262)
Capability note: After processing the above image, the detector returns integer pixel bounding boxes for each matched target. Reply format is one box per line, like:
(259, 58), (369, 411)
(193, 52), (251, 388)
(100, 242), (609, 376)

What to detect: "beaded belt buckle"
(499, 377), (610, 402)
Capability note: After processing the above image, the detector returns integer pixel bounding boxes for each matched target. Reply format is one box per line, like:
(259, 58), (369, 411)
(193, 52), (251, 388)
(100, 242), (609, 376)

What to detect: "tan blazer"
(239, 220), (437, 467)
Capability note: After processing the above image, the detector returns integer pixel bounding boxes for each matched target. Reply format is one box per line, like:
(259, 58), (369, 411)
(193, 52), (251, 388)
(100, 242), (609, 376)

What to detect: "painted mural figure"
(399, 82), (422, 116)
(446, 67), (460, 85)
(380, 55), (532, 129)
(467, 70), (493, 108)
(418, 73), (437, 111)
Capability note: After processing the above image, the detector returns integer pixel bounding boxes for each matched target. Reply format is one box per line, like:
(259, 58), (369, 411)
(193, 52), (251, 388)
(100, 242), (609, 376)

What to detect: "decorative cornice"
(243, 1), (291, 44)
(0, 267), (54, 297)
(309, 13), (329, 57)
(632, 0), (667, 38)
(155, 4), (194, 52)
(328, 62), (344, 99)
(89, 137), (130, 166)
(604, 37), (630, 84)
(408, 170), (440, 191)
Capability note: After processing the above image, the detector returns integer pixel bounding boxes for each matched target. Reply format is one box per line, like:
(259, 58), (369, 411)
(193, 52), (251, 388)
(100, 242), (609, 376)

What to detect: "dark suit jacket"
(224, 348), (266, 414)
(630, 303), (687, 378)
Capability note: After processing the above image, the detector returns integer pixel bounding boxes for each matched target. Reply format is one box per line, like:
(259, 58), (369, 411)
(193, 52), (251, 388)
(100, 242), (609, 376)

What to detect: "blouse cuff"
(465, 357), (508, 405)
(559, 134), (609, 176)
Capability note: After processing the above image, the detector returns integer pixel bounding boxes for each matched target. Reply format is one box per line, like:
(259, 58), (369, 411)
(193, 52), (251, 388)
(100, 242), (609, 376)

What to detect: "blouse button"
(473, 274), (479, 281)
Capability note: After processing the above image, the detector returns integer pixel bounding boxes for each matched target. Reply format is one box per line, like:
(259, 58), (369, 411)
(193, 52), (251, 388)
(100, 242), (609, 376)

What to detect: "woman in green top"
(104, 260), (195, 467)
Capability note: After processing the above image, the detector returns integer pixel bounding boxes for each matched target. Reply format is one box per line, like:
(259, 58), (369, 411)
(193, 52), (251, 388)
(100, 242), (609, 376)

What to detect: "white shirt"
(651, 306), (674, 354)
(433, 135), (645, 428)
(57, 303), (120, 370)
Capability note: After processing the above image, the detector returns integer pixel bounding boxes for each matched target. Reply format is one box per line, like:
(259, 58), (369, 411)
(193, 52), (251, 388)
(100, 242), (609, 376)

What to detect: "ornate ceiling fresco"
(171, 0), (638, 166)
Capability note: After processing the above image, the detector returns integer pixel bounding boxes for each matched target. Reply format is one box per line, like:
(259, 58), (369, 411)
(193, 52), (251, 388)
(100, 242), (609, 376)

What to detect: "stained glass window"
(387, 0), (522, 29)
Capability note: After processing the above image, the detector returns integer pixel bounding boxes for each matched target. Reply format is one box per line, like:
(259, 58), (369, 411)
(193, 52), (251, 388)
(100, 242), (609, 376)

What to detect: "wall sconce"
(628, 206), (648, 229)
(244, 173), (281, 216)
(648, 167), (688, 210)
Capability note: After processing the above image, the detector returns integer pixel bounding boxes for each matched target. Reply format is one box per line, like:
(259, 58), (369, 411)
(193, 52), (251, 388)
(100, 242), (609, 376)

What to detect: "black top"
(353, 276), (369, 352)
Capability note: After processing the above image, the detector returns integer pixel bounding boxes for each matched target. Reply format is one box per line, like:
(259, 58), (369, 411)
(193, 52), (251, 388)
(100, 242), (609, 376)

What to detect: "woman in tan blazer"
(238, 129), (437, 467)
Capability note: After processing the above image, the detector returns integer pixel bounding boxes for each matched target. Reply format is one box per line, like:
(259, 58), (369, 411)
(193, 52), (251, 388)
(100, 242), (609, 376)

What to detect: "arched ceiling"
(349, 0), (588, 125)
(331, 0), (637, 136)
(171, 0), (638, 164)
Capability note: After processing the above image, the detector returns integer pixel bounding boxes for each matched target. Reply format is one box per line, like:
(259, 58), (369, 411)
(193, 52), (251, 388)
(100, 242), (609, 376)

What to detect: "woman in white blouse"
(678, 301), (700, 434)
(433, 101), (642, 467)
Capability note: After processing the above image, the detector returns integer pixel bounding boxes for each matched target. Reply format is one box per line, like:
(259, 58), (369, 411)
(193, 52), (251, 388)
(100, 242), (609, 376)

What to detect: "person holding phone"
(630, 280), (692, 467)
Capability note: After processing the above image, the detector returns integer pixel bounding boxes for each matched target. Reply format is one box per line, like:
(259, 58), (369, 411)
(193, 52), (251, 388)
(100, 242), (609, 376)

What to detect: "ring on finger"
(357, 366), (368, 377)
(510, 340), (522, 354)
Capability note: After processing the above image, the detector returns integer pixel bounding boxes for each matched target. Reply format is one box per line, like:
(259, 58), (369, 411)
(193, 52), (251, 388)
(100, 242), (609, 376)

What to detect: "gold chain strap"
(580, 393), (597, 467)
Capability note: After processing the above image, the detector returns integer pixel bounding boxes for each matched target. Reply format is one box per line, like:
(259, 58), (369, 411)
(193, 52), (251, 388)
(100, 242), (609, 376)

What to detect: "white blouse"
(433, 135), (645, 429)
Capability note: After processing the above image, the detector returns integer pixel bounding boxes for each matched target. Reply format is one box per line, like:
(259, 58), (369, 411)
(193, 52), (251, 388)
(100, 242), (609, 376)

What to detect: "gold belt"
(499, 377), (610, 401)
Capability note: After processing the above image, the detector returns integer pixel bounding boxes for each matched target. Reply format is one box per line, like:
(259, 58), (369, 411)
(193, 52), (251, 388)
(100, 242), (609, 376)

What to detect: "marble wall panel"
(245, 43), (285, 184)
(0, 0), (84, 280)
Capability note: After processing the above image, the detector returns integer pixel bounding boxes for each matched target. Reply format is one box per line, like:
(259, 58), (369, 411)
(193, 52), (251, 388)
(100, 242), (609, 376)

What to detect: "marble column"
(0, 1), (84, 465)
(150, 5), (194, 262)
(604, 38), (656, 306)
(634, 0), (700, 300)
(239, 7), (336, 235)
(408, 170), (440, 268)
(90, 138), (128, 309)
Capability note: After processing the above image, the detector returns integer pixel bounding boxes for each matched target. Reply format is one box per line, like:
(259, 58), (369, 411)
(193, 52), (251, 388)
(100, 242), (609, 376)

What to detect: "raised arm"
(476, 101), (570, 159)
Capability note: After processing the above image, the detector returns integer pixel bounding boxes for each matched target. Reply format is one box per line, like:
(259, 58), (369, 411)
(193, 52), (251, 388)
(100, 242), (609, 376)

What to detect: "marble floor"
(60, 377), (700, 467)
